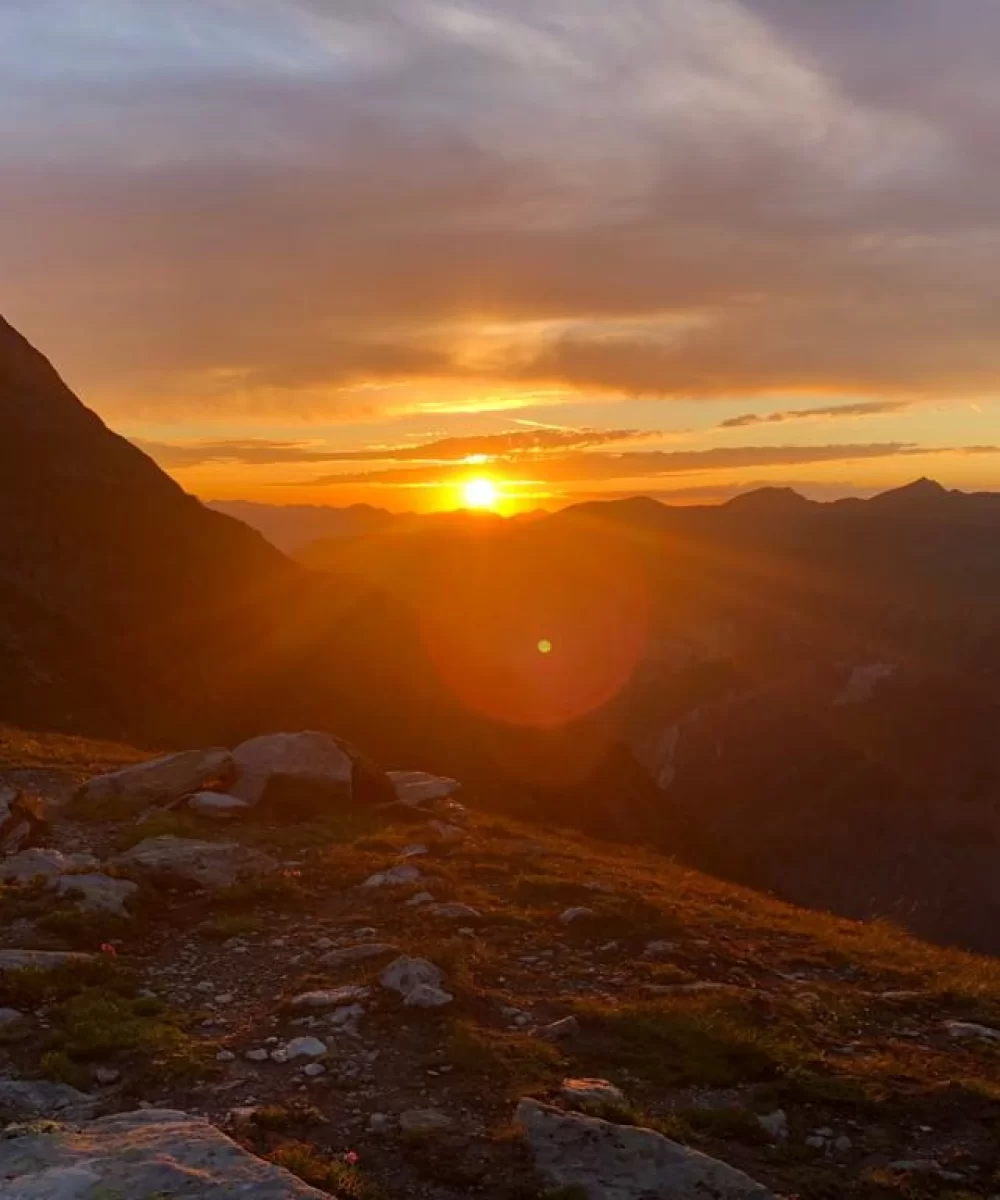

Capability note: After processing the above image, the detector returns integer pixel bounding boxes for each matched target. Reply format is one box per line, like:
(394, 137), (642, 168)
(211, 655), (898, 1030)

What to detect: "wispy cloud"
(137, 439), (341, 468)
(718, 400), (913, 429)
(318, 427), (652, 462)
(307, 442), (939, 488)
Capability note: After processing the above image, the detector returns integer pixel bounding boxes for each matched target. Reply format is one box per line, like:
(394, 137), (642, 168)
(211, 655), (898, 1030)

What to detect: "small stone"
(94, 1067), (121, 1085)
(215, 993), (234, 1005)
(282, 1036), (328, 1060)
(320, 944), (398, 969)
(643, 940), (678, 959)
(833, 1136), (853, 1154)
(216, 1050), (236, 1063)
(400, 1108), (454, 1136)
(426, 820), (464, 843)
(329, 1004), (366, 1029)
(944, 1019), (1000, 1042)
(405, 892), (435, 908)
(425, 902), (482, 921)
(0, 1007), (25, 1028)
(313, 937), (335, 951)
(403, 984), (454, 1008)
(195, 981), (215, 994)
(302, 1063), (326, 1077)
(270, 1049), (290, 1064)
(244, 1049), (269, 1063)
(537, 1016), (580, 1042)
(368, 1113), (392, 1134)
(805, 1136), (827, 1151)
(559, 907), (596, 925)
(361, 864), (422, 888)
(560, 1078), (628, 1114)
(399, 844), (428, 857)
(757, 1110), (788, 1140)
(380, 955), (443, 994)
(292, 986), (371, 1009)
(188, 791), (251, 819)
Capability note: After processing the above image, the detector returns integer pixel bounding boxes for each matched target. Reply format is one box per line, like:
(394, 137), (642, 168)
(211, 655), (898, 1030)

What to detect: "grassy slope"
(1, 726), (999, 1198)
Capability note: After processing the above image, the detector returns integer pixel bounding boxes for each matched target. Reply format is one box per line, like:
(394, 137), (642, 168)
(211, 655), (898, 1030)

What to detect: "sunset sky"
(3, 1), (1000, 512)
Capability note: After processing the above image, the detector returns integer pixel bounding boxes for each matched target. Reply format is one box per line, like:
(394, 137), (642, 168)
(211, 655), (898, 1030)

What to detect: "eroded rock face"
(517, 1099), (776, 1200)
(111, 835), (278, 888)
(230, 731), (354, 810)
(0, 950), (93, 972)
(0, 1108), (332, 1198)
(77, 748), (233, 809)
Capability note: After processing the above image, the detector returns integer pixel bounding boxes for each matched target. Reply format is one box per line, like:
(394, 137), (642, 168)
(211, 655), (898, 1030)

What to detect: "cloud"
(719, 400), (912, 429)
(318, 427), (651, 462)
(137, 439), (343, 468)
(1, 0), (999, 426)
(307, 441), (931, 487)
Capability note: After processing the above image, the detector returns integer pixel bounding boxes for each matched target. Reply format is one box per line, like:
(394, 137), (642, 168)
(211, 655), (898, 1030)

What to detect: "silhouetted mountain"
(5, 315), (1000, 952)
(207, 500), (397, 552)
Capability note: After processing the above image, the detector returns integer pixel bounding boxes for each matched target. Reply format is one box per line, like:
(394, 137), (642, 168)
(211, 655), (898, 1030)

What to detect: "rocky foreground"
(1, 727), (999, 1199)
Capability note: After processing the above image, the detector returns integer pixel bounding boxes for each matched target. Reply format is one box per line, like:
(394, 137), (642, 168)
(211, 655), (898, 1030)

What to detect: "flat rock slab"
(0, 950), (93, 972)
(0, 1108), (333, 1198)
(78, 748), (232, 809)
(111, 835), (278, 888)
(517, 1099), (776, 1200)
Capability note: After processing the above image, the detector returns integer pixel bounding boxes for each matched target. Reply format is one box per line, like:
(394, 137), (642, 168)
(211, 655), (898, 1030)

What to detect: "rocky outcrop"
(0, 1108), (333, 1197)
(517, 1099), (776, 1200)
(77, 748), (233, 810)
(111, 835), (278, 888)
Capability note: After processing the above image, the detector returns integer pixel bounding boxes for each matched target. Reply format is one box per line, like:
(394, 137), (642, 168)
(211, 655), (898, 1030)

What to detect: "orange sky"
(2, 2), (999, 511)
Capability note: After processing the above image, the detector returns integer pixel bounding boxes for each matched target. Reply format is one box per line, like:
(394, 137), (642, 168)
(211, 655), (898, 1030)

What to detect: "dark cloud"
(719, 401), (911, 429)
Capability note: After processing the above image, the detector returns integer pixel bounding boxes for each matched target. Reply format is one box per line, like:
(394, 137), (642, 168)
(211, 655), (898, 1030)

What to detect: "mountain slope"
(0, 315), (299, 737)
(2, 728), (1000, 1199)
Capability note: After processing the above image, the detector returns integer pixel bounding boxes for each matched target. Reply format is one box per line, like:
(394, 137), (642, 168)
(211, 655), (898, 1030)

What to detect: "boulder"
(111, 836), (278, 889)
(0, 849), (99, 883)
(0, 1108), (332, 1197)
(48, 873), (139, 916)
(387, 771), (462, 808)
(0, 1079), (96, 1121)
(78, 748), (232, 809)
(188, 792), (251, 819)
(517, 1099), (776, 1200)
(230, 731), (353, 810)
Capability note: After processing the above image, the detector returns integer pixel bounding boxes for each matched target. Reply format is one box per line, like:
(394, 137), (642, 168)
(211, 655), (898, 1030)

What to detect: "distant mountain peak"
(872, 477), (950, 505)
(724, 486), (811, 513)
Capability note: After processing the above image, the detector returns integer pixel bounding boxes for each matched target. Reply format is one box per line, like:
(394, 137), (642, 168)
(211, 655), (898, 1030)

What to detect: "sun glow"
(461, 478), (500, 509)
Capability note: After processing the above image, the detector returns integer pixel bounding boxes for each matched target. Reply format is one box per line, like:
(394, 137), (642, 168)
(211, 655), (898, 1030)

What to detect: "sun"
(461, 478), (500, 510)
